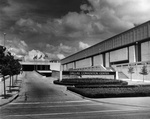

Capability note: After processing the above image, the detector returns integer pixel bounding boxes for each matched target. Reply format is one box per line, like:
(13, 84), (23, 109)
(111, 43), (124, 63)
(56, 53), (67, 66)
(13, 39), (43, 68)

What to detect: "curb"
(0, 74), (24, 107)
(67, 89), (150, 108)
(0, 94), (19, 107)
(66, 89), (86, 99)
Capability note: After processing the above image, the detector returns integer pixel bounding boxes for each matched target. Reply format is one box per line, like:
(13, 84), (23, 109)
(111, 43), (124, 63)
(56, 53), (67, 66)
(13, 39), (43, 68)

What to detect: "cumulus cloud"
(57, 54), (65, 59)
(79, 41), (90, 50)
(80, 4), (92, 12)
(59, 43), (73, 53)
(1, 0), (150, 60)
(2, 35), (28, 56)
(24, 50), (47, 61)
(88, 0), (150, 26)
(24, 44), (70, 61)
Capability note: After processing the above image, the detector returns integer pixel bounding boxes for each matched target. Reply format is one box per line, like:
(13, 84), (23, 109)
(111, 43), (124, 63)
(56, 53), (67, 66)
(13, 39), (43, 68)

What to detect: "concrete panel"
(105, 53), (110, 67)
(76, 61), (81, 69)
(67, 62), (74, 70)
(148, 22), (150, 37)
(141, 41), (150, 61)
(63, 65), (67, 71)
(76, 58), (92, 68)
(50, 63), (60, 71)
(93, 54), (103, 66)
(143, 25), (148, 39)
(129, 45), (136, 63)
(110, 47), (128, 62)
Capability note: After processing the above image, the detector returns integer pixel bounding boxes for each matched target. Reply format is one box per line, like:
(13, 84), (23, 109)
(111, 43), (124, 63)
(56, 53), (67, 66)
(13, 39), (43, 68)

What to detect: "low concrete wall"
(52, 71), (60, 78)
(113, 61), (150, 81)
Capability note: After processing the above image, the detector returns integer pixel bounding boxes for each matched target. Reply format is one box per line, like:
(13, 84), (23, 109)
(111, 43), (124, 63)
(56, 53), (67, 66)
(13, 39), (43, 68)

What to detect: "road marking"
(90, 99), (150, 108)
(10, 100), (91, 105)
(5, 103), (104, 109)
(10, 99), (150, 108)
(107, 111), (150, 117)
(3, 108), (150, 117)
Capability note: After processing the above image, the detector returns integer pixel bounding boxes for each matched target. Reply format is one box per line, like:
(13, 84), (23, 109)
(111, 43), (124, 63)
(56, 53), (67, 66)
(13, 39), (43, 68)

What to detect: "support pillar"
(115, 71), (119, 80)
(59, 65), (62, 81)
(135, 42), (141, 62)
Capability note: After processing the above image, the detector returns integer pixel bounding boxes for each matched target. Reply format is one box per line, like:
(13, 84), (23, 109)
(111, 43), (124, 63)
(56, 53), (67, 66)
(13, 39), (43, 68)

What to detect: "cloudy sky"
(0, 0), (150, 61)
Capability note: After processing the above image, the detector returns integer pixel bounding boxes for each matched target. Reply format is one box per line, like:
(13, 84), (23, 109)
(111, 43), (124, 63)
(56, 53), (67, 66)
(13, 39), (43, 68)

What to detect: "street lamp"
(3, 33), (6, 47)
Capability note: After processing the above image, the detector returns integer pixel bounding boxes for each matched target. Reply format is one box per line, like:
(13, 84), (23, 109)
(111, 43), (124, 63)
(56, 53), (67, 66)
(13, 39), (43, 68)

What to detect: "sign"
(63, 71), (116, 76)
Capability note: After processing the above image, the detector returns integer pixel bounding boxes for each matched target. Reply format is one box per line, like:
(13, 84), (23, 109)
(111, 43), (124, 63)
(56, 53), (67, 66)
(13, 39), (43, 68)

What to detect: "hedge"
(67, 86), (150, 98)
(53, 80), (74, 85)
(74, 84), (150, 88)
(53, 78), (128, 86)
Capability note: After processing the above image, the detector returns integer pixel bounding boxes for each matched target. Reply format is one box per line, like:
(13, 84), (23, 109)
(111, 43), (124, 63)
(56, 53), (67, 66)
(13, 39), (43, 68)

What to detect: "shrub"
(54, 78), (128, 86)
(67, 85), (150, 98)
(75, 84), (138, 88)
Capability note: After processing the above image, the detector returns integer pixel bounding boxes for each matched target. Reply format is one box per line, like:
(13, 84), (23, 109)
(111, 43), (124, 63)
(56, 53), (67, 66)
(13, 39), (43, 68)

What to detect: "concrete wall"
(129, 45), (136, 63)
(110, 47), (128, 62)
(63, 64), (67, 71)
(93, 54), (103, 66)
(67, 62), (74, 70)
(105, 53), (110, 67)
(49, 63), (60, 71)
(76, 58), (92, 69)
(52, 71), (60, 78)
(113, 62), (150, 81)
(141, 41), (150, 61)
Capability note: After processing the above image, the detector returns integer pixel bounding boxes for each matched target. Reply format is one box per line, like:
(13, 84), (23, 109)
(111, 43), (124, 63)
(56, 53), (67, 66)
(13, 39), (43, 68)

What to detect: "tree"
(11, 59), (21, 84)
(0, 46), (7, 98)
(7, 55), (21, 87)
(139, 65), (148, 82)
(1, 65), (10, 98)
(4, 54), (14, 91)
(128, 66), (134, 80)
(0, 46), (21, 97)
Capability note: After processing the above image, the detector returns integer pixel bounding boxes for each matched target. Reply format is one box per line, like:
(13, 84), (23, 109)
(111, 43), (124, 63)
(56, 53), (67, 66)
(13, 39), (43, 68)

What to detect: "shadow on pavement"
(7, 86), (20, 88)
(0, 94), (12, 99)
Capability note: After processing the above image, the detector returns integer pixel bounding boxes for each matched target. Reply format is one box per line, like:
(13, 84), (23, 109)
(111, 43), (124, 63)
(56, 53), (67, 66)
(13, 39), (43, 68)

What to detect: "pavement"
(0, 73), (25, 107)
(1, 72), (150, 119)
(0, 73), (150, 107)
(121, 78), (150, 85)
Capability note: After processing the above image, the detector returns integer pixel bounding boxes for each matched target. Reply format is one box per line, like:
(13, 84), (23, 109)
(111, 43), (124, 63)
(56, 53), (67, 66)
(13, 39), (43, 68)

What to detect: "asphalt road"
(1, 71), (150, 119)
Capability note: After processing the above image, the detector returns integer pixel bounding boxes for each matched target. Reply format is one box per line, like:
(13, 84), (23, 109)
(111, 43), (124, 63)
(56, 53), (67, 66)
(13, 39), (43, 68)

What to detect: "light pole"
(3, 33), (6, 47)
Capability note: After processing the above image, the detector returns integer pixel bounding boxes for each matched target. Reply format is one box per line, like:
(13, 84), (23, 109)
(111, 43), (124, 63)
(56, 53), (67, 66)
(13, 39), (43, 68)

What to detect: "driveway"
(1, 71), (150, 119)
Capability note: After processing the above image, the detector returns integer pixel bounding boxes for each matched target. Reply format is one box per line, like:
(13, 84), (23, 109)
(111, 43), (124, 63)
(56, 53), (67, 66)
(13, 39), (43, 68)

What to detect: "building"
(61, 20), (150, 80)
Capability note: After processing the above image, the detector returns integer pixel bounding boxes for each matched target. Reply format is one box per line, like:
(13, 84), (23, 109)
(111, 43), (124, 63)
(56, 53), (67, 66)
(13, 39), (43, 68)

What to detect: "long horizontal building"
(61, 20), (150, 80)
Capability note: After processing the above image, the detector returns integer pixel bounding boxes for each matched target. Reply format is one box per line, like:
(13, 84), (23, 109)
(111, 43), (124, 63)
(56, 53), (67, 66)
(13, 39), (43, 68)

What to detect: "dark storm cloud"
(9, 0), (89, 18)
(1, 0), (90, 30)
(1, 0), (150, 60)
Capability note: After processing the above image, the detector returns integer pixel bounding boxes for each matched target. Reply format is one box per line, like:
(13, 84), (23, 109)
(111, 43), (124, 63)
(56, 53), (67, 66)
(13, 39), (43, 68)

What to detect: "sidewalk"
(121, 78), (150, 85)
(0, 73), (25, 106)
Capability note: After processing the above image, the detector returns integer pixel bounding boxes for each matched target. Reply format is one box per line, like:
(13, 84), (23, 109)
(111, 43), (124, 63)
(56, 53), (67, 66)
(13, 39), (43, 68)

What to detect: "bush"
(54, 78), (128, 86)
(67, 85), (150, 98)
(75, 84), (139, 88)
(53, 80), (75, 85)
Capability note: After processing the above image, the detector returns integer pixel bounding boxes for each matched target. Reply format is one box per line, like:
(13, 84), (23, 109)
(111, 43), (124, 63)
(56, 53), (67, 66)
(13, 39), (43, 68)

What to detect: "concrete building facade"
(61, 21), (150, 80)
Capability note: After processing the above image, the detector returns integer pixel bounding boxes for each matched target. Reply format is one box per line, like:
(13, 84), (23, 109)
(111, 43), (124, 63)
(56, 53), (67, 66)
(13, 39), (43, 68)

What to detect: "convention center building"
(61, 21), (150, 80)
